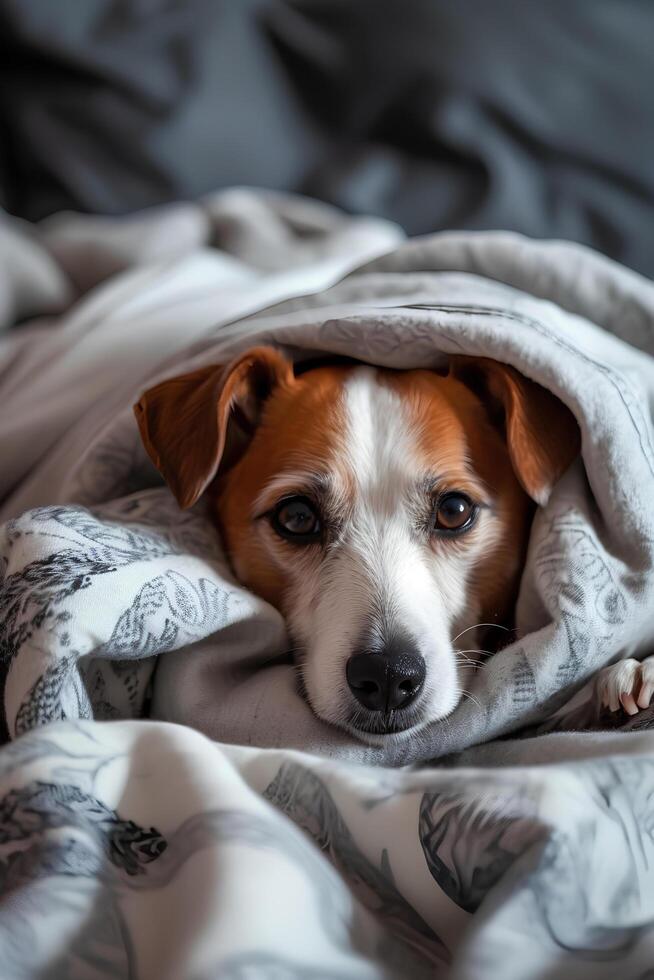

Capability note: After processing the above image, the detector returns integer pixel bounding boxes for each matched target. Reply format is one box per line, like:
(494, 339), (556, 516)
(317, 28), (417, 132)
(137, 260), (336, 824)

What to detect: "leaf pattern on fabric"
(419, 781), (547, 913)
(0, 780), (167, 876)
(264, 761), (449, 975)
(0, 498), (253, 736)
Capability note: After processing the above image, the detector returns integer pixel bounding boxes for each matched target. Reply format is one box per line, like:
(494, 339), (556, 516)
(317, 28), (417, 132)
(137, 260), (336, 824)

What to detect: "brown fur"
(135, 347), (579, 642)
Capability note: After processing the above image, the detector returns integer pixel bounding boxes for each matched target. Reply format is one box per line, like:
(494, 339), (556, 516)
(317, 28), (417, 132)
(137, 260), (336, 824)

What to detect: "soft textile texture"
(1, 190), (654, 761)
(2, 718), (654, 979)
(2, 190), (654, 976)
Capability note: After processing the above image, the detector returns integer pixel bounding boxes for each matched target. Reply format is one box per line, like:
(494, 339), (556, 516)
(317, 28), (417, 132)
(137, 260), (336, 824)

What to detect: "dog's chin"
(346, 707), (422, 734)
(336, 683), (464, 743)
(301, 681), (464, 743)
(340, 713), (429, 745)
(304, 690), (431, 744)
(299, 665), (462, 744)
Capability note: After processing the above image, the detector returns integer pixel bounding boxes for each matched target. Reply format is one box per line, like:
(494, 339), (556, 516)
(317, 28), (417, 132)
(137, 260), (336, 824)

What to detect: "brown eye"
(272, 497), (321, 542)
(433, 493), (477, 533)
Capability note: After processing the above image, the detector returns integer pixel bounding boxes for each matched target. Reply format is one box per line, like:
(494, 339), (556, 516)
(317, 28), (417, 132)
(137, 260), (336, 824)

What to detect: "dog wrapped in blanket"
(135, 348), (584, 742)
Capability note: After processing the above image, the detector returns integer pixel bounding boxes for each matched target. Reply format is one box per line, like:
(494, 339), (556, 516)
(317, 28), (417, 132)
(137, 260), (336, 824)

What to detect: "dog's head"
(135, 347), (578, 741)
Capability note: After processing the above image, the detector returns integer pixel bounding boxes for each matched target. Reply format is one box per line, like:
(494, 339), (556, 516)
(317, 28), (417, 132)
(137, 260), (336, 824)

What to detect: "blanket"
(3, 719), (654, 979)
(2, 189), (654, 977)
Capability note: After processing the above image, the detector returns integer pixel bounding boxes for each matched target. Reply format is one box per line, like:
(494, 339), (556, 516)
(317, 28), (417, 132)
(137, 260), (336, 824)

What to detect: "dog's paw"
(595, 657), (654, 716)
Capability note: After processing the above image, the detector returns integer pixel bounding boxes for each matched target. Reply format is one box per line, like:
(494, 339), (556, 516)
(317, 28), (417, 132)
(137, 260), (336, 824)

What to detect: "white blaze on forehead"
(337, 368), (476, 644)
(344, 370), (432, 641)
(341, 367), (418, 500)
(292, 366), (472, 734)
(338, 368), (434, 639)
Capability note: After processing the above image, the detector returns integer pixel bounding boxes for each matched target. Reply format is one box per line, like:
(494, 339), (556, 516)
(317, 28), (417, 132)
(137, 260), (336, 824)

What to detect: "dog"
(135, 345), (584, 741)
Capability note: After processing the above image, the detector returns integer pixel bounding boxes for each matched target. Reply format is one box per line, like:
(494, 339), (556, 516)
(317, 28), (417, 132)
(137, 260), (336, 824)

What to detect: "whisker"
(456, 648), (494, 657)
(455, 648), (496, 670)
(452, 623), (510, 644)
(456, 656), (485, 668)
(461, 690), (482, 710)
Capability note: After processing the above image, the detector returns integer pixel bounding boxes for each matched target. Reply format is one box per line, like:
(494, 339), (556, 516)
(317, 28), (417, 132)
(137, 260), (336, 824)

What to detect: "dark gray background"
(1, 0), (653, 276)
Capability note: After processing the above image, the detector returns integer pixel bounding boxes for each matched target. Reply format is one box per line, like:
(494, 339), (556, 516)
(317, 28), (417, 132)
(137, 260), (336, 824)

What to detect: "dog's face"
(136, 347), (578, 742)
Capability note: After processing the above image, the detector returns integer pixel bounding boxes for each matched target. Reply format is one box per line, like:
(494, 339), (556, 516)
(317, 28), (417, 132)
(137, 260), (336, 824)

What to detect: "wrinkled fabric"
(2, 189), (654, 978)
(0, 190), (653, 765)
(1, 719), (654, 978)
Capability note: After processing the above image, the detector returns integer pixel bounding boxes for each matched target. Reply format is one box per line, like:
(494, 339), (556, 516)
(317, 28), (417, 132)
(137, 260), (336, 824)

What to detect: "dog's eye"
(433, 493), (477, 533)
(272, 497), (321, 542)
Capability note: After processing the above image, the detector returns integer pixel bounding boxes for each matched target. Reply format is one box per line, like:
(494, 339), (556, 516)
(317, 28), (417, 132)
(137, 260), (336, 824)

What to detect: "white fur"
(282, 368), (491, 740)
(595, 656), (654, 715)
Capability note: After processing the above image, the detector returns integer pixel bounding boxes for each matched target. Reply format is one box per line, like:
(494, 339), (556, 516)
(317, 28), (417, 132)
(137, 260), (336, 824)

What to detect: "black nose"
(346, 649), (426, 712)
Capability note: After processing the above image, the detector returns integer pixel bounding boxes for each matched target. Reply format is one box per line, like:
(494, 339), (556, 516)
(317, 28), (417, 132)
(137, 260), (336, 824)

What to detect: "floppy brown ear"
(134, 346), (294, 509)
(451, 357), (580, 505)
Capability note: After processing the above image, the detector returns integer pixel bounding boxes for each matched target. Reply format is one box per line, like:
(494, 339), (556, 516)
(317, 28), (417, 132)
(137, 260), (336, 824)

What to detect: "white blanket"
(1, 190), (654, 977)
(3, 719), (654, 979)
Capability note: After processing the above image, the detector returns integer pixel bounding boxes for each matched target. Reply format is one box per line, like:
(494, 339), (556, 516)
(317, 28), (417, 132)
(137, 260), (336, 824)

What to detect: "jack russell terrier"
(134, 347), (646, 740)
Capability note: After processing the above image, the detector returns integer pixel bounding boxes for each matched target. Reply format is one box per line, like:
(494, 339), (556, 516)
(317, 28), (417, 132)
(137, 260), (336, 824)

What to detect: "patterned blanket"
(1, 190), (654, 977)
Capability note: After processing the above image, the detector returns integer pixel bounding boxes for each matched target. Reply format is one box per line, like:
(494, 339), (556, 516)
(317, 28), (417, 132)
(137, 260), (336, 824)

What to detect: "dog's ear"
(134, 346), (294, 509)
(451, 357), (580, 505)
